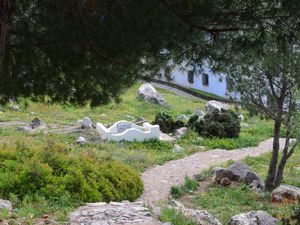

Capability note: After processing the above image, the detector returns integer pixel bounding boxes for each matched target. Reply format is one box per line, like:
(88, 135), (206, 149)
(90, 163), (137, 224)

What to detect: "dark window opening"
(202, 73), (209, 86)
(187, 71), (194, 83)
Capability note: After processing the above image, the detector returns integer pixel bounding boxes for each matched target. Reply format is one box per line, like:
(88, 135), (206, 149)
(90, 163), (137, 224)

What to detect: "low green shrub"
(188, 109), (240, 138)
(0, 142), (143, 204)
(153, 111), (185, 133)
(171, 176), (198, 199)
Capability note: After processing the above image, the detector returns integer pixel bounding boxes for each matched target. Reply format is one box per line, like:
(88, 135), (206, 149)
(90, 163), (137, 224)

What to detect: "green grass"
(171, 176), (198, 199)
(160, 208), (197, 225)
(190, 87), (229, 101)
(190, 148), (300, 224)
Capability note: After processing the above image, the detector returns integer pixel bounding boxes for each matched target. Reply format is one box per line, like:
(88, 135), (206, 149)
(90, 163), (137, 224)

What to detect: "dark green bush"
(153, 111), (185, 133)
(188, 109), (240, 138)
(0, 142), (143, 203)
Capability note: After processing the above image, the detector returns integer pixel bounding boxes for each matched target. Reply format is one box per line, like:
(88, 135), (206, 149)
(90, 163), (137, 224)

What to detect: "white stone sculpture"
(96, 120), (160, 142)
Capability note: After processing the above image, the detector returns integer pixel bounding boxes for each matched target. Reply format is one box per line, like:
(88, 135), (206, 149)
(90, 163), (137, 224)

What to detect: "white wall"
(159, 64), (230, 99)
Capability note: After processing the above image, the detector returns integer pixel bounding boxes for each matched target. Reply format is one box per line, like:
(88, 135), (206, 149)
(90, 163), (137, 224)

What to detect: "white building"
(157, 62), (236, 100)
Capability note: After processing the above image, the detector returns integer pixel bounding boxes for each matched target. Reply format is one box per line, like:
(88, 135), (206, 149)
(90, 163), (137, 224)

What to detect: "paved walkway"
(151, 82), (197, 99)
(141, 138), (285, 203)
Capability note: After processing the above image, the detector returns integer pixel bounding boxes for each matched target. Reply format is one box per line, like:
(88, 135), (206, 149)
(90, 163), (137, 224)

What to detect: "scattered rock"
(100, 113), (107, 117)
(160, 133), (176, 143)
(76, 136), (87, 145)
(238, 114), (245, 121)
(175, 127), (188, 139)
(272, 185), (300, 202)
(249, 180), (263, 193)
(137, 83), (166, 105)
(82, 117), (93, 129)
(0, 199), (13, 211)
(173, 144), (184, 153)
(195, 109), (205, 118)
(229, 210), (278, 225)
(176, 114), (189, 121)
(170, 200), (222, 225)
(10, 105), (20, 111)
(205, 101), (228, 113)
(244, 171), (265, 190)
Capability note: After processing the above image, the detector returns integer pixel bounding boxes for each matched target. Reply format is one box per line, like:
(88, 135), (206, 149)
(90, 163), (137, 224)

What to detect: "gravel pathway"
(141, 138), (285, 203)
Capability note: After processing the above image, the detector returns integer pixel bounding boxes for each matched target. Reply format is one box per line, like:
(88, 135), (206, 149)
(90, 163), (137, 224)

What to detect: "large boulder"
(137, 83), (166, 105)
(272, 185), (300, 202)
(229, 162), (264, 189)
(0, 199), (13, 211)
(229, 211), (278, 225)
(205, 100), (228, 113)
(170, 200), (222, 225)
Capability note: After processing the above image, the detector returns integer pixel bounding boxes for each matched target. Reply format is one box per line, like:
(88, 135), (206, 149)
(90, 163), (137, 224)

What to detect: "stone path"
(141, 138), (285, 203)
(151, 82), (197, 99)
(69, 138), (285, 225)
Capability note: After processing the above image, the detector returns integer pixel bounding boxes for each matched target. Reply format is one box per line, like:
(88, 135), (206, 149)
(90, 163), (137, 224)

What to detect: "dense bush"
(153, 111), (185, 133)
(0, 142), (143, 203)
(188, 109), (240, 138)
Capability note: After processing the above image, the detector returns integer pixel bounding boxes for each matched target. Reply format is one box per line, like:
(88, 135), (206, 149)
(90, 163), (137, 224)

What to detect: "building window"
(226, 77), (233, 91)
(187, 71), (194, 83)
(202, 73), (209, 86)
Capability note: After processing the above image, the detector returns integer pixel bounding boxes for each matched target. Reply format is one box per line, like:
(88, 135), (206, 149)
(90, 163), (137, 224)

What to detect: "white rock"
(82, 117), (93, 129)
(0, 199), (13, 211)
(176, 114), (189, 121)
(238, 114), (245, 121)
(76, 136), (87, 145)
(272, 185), (300, 202)
(195, 109), (205, 117)
(173, 144), (184, 153)
(229, 210), (278, 225)
(175, 127), (188, 139)
(137, 83), (166, 105)
(241, 123), (250, 128)
(11, 105), (20, 111)
(205, 100), (228, 112)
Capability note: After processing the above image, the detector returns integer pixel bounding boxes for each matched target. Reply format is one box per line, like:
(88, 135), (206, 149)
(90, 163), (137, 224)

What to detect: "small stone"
(125, 115), (135, 120)
(195, 109), (205, 117)
(213, 167), (234, 184)
(30, 118), (44, 129)
(76, 136), (87, 145)
(173, 144), (184, 153)
(0, 199), (13, 211)
(175, 127), (188, 139)
(100, 113), (107, 117)
(11, 105), (20, 111)
(238, 114), (245, 121)
(241, 123), (250, 128)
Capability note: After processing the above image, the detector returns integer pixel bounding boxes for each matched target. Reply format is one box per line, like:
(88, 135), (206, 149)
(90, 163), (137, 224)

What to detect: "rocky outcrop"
(229, 210), (278, 225)
(213, 162), (264, 190)
(69, 201), (156, 225)
(170, 200), (222, 225)
(137, 83), (166, 105)
(272, 185), (300, 202)
(205, 101), (228, 113)
(0, 199), (13, 211)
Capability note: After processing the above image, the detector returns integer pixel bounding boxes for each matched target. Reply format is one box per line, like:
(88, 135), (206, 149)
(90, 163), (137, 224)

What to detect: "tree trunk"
(274, 155), (288, 187)
(265, 119), (282, 191)
(0, 0), (14, 68)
